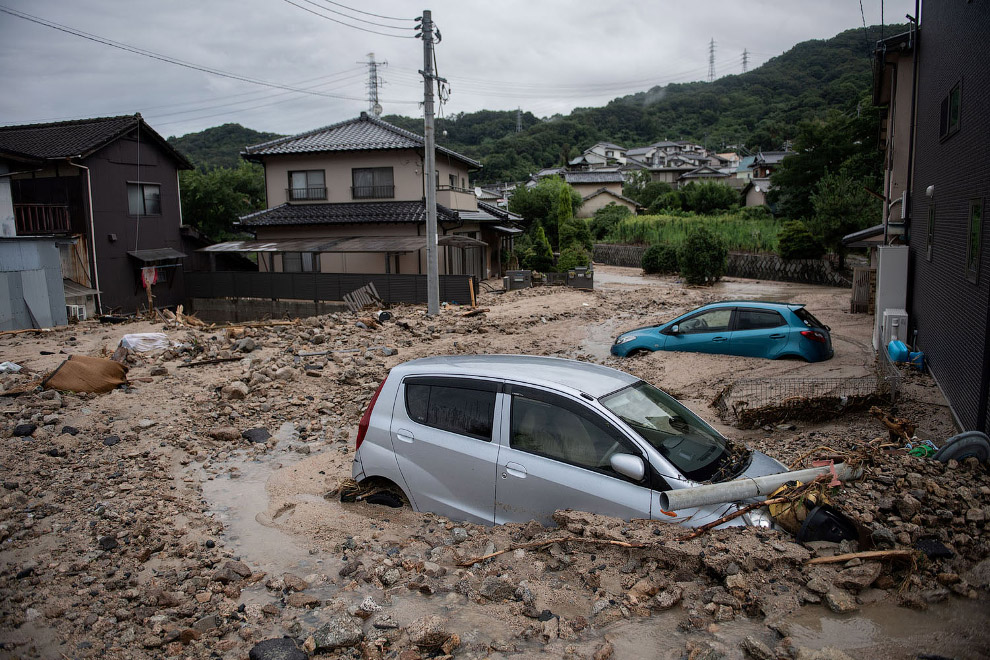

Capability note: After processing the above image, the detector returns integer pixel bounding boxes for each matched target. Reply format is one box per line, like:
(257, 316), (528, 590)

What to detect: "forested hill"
(166, 24), (899, 180)
(167, 124), (282, 169)
(385, 24), (900, 182)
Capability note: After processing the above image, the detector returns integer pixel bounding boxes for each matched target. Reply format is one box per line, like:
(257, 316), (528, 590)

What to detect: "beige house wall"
(253, 220), (484, 276)
(881, 55), (914, 229)
(569, 181), (622, 200)
(578, 194), (636, 218)
(261, 149), (473, 207)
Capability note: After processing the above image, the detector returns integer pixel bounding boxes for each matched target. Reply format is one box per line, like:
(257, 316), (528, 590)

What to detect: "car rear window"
(794, 308), (825, 329)
(404, 379), (497, 442)
(736, 309), (785, 330)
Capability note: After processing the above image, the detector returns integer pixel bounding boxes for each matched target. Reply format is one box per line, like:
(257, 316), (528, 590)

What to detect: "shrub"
(556, 246), (591, 272)
(523, 225), (554, 272)
(589, 203), (632, 240)
(681, 182), (739, 214)
(559, 216), (593, 252)
(777, 220), (825, 259)
(641, 243), (679, 274)
(738, 204), (772, 220)
(679, 226), (727, 285)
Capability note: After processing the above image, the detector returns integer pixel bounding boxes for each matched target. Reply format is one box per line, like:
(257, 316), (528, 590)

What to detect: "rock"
(242, 428), (271, 444)
(275, 367), (297, 381)
(193, 615), (219, 632)
(654, 586), (683, 610)
(373, 614), (399, 630)
(208, 427), (241, 442)
(286, 592), (319, 609)
(406, 615), (449, 648)
(835, 562), (882, 591)
(422, 561), (446, 578)
(742, 636), (774, 660)
(895, 494), (922, 519)
(308, 616), (364, 652)
(963, 559), (990, 589)
(479, 576), (515, 601)
(824, 588), (858, 614)
(98, 536), (118, 551)
(225, 560), (253, 577)
(234, 338), (257, 353)
(223, 381), (250, 400)
(102, 435), (121, 446)
(450, 527), (469, 543)
(965, 508), (986, 523)
(282, 573), (309, 592)
(804, 577), (830, 595)
(149, 366), (168, 376)
(248, 637), (307, 660)
(380, 568), (400, 586)
(13, 424), (37, 437)
(61, 426), (79, 435)
(593, 641), (615, 660)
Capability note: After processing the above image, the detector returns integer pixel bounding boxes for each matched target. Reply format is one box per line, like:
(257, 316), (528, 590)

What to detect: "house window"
(967, 199), (982, 282)
(288, 170), (326, 201)
(282, 252), (319, 273)
(351, 167), (394, 199)
(127, 183), (160, 215)
(939, 82), (961, 140)
(448, 173), (457, 188)
(926, 202), (935, 261)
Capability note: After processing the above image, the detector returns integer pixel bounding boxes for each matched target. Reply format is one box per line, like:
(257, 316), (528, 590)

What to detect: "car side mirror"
(610, 453), (645, 481)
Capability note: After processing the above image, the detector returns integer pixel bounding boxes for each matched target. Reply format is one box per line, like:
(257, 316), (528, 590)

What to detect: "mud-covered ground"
(1, 266), (987, 660)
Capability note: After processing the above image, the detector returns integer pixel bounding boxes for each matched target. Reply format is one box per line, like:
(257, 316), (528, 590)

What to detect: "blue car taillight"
(800, 330), (827, 344)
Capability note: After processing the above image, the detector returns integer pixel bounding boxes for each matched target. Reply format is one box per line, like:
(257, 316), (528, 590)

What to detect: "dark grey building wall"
(86, 128), (186, 314)
(907, 2), (990, 432)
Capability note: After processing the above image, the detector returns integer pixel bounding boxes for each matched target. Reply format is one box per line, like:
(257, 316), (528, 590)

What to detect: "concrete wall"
(0, 238), (68, 330)
(578, 195), (636, 219)
(188, 297), (349, 324)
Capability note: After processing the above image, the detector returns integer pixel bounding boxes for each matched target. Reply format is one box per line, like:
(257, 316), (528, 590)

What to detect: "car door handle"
(502, 462), (527, 479)
(712, 336), (728, 342)
(769, 333), (785, 339)
(395, 428), (415, 443)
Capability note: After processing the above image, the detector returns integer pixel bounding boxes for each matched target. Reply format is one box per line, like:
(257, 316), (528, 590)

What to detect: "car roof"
(391, 355), (638, 398)
(701, 301), (805, 311)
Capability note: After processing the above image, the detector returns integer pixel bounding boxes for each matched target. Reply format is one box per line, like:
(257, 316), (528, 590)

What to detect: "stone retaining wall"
(593, 244), (852, 287)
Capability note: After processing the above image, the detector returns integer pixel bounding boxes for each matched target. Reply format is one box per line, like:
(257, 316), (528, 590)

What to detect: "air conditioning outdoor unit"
(881, 308), (909, 347)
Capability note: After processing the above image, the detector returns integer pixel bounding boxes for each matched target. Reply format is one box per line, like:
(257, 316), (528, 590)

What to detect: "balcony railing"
(351, 185), (394, 200)
(14, 204), (71, 235)
(286, 187), (327, 201)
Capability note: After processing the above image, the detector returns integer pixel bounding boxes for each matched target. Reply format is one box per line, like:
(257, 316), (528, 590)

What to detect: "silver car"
(351, 355), (786, 528)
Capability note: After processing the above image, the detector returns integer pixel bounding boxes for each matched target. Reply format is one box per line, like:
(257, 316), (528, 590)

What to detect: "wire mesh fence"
(713, 349), (901, 428)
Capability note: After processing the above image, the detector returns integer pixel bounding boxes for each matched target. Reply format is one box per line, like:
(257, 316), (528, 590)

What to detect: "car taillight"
(801, 330), (826, 343)
(356, 378), (387, 451)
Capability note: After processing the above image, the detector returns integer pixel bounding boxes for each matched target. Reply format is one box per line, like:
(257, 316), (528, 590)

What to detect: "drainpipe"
(904, 4), (920, 241)
(65, 158), (102, 314)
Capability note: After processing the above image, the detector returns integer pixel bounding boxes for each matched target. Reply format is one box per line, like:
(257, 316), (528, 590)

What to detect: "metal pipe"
(658, 463), (863, 512)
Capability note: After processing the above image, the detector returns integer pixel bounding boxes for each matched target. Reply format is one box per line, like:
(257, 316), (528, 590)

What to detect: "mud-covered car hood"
(741, 450), (788, 479)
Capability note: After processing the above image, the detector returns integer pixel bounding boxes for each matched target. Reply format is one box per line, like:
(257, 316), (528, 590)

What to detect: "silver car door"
(391, 376), (501, 525)
(494, 385), (651, 525)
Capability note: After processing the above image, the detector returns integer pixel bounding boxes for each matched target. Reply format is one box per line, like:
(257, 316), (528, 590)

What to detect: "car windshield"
(599, 381), (730, 482)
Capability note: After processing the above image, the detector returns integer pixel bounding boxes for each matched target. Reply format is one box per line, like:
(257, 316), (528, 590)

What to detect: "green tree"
(524, 225), (555, 272)
(679, 226), (727, 285)
(681, 182), (739, 214)
(179, 162), (266, 240)
(641, 243), (679, 274)
(556, 245), (591, 272)
(809, 171), (880, 265)
(589, 203), (632, 240)
(508, 176), (582, 248)
(777, 220), (825, 259)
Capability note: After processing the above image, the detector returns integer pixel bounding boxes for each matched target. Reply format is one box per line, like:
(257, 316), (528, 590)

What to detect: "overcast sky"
(0, 1), (915, 139)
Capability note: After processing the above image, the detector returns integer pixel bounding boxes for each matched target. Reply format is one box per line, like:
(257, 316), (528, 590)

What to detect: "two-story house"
(0, 114), (192, 317)
(568, 142), (627, 169)
(230, 113), (514, 282)
(871, 2), (990, 434)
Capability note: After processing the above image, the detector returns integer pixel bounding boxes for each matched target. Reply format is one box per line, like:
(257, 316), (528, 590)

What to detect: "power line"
(314, 0), (417, 22)
(0, 5), (395, 103)
(281, 0), (416, 38)
(292, 0), (416, 29)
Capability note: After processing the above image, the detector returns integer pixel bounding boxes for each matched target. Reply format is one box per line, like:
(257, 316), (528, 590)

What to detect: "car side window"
(509, 387), (640, 480)
(736, 309), (785, 330)
(678, 308), (732, 334)
(404, 378), (497, 442)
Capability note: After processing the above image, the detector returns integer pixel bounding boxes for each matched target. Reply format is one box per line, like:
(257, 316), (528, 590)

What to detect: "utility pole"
(708, 38), (716, 83)
(742, 48), (749, 73)
(365, 52), (386, 116)
(419, 10), (440, 316)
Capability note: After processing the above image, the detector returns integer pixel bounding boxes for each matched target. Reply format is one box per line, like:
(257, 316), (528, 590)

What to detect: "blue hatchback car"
(611, 301), (834, 362)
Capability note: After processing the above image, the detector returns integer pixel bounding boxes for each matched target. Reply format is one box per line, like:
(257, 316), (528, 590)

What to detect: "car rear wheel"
(364, 491), (405, 508)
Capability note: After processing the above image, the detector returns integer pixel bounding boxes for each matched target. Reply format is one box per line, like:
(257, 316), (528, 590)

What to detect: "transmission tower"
(742, 48), (749, 73)
(364, 52), (387, 116)
(516, 108), (522, 133)
(708, 39), (716, 82)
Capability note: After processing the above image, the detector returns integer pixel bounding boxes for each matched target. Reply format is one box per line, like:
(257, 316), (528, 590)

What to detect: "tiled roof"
(477, 200), (522, 222)
(582, 187), (638, 205)
(237, 201), (459, 227)
(563, 170), (625, 184)
(242, 113), (480, 168)
(0, 114), (191, 168)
